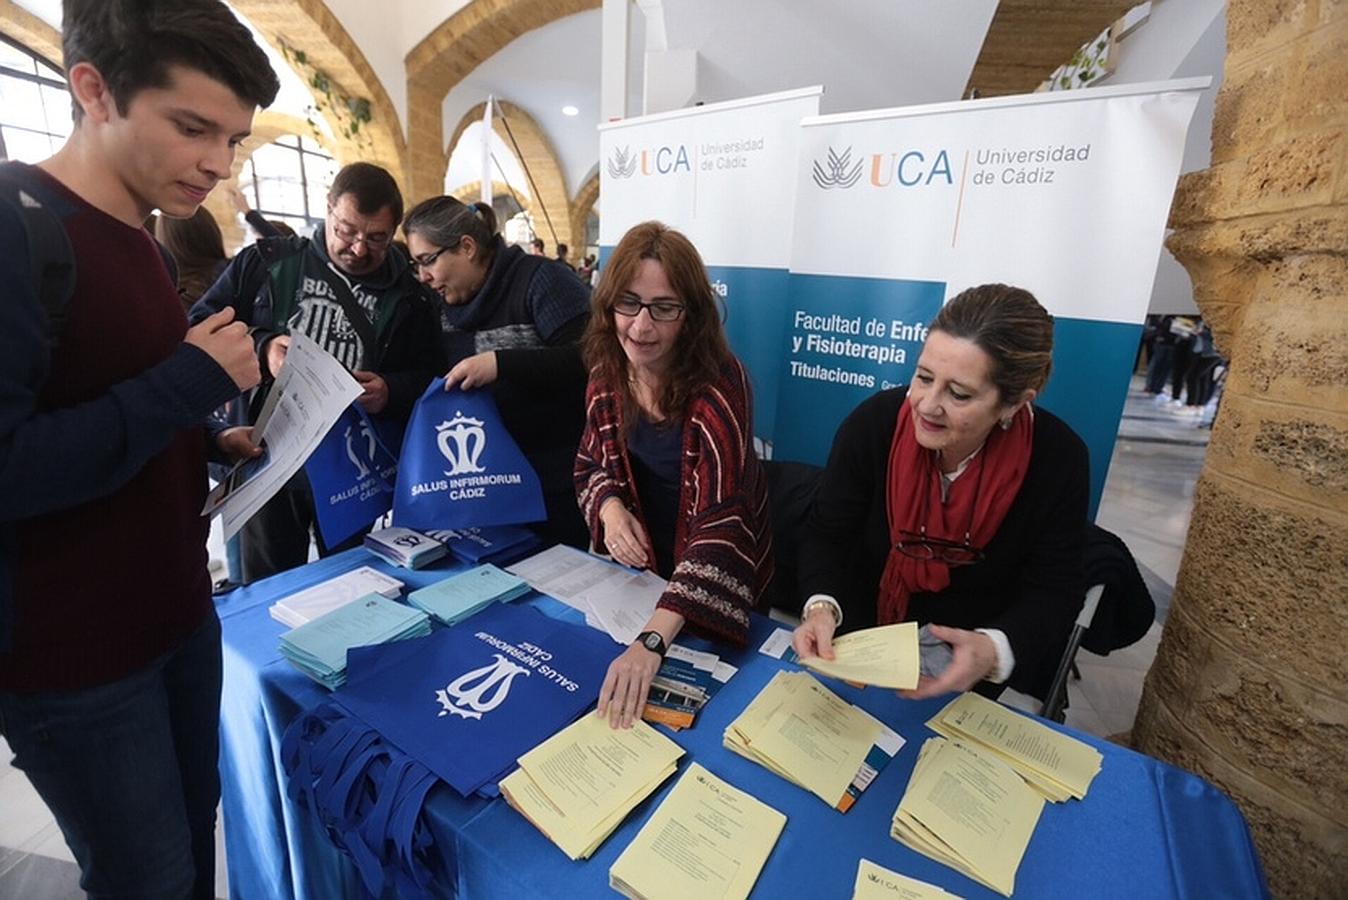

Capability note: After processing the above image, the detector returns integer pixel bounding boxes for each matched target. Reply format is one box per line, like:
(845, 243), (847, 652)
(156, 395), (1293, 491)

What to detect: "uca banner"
(599, 86), (822, 448)
(305, 404), (401, 547)
(776, 79), (1206, 514)
(392, 382), (545, 532)
(334, 602), (622, 796)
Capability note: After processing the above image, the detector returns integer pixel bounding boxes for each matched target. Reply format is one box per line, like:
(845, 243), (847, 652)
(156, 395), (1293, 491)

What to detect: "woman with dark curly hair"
(575, 221), (773, 729)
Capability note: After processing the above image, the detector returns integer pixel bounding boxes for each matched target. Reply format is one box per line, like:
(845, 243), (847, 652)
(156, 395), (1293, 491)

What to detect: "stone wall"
(1131, 1), (1348, 897)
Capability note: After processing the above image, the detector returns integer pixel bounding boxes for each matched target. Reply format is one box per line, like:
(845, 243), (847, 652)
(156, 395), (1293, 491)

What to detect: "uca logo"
(607, 145), (637, 179)
(344, 418), (377, 479)
(436, 412), (486, 476)
(435, 654), (531, 720)
(812, 145), (864, 190)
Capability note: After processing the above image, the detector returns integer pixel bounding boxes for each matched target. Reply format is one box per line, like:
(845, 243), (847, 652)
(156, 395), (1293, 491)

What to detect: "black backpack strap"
(0, 163), (76, 350)
(322, 265), (380, 370)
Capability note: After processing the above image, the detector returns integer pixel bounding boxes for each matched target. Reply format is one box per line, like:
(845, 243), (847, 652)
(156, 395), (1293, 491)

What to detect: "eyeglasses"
(894, 452), (986, 566)
(613, 298), (686, 322)
(410, 245), (451, 271)
(330, 217), (391, 249)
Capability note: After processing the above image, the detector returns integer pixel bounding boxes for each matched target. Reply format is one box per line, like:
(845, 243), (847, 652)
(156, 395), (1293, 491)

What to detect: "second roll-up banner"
(599, 87), (824, 445)
(599, 79), (1204, 514)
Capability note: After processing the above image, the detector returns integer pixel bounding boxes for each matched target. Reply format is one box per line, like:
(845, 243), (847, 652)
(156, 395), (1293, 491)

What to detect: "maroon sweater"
(0, 168), (237, 691)
(574, 357), (773, 645)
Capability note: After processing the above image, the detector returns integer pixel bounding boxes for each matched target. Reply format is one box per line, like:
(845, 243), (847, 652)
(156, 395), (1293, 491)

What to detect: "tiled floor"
(0, 376), (1214, 897)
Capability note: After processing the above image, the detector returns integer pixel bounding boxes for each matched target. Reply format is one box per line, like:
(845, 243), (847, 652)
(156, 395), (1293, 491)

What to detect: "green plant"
(280, 42), (374, 149)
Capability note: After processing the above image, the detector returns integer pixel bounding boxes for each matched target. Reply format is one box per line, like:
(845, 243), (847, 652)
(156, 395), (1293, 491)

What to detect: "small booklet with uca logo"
(500, 713), (683, 860)
(609, 762), (786, 900)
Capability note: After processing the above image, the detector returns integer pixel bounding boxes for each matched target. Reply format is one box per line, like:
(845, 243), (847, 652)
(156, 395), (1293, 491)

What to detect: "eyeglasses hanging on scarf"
(893, 449), (987, 566)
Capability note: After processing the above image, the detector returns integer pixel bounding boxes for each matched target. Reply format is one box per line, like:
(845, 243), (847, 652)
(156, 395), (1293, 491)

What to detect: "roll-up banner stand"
(775, 78), (1207, 515)
(598, 87), (824, 442)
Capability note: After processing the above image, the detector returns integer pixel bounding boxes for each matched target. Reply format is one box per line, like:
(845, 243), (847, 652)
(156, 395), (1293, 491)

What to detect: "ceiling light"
(562, 105), (579, 117)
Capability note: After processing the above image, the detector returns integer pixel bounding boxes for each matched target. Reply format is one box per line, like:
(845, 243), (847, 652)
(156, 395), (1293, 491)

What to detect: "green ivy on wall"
(279, 42), (373, 150)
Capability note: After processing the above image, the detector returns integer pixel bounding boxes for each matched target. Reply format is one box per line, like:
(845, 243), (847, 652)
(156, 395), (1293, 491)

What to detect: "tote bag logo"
(435, 653), (531, 720)
(812, 145), (864, 190)
(436, 412), (486, 476)
(345, 419), (377, 479)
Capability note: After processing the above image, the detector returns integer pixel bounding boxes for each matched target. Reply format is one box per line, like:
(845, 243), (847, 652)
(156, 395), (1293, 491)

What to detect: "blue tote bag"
(305, 404), (401, 547)
(392, 383), (545, 532)
(334, 602), (621, 797)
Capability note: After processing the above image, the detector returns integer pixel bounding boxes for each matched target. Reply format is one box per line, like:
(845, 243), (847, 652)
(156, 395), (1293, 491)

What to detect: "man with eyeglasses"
(193, 162), (443, 582)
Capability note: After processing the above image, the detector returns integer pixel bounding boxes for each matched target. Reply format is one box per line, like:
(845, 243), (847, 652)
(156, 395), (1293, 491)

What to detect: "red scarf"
(877, 401), (1034, 624)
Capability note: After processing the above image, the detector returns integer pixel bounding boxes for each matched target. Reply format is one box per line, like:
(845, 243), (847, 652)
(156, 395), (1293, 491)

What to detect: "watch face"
(643, 633), (662, 651)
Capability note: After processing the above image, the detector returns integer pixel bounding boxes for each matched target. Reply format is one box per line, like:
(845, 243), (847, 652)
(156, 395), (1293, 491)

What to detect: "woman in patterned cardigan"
(575, 222), (772, 729)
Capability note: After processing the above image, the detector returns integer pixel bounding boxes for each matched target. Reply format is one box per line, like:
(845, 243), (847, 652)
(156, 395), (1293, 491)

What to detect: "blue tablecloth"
(217, 548), (1269, 899)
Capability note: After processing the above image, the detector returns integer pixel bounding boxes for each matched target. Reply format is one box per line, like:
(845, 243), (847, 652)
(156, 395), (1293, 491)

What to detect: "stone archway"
(0, 0), (61, 68)
(404, 0), (598, 201)
(230, 0), (406, 186)
(444, 100), (574, 253)
(203, 111), (337, 250)
(570, 170), (599, 255)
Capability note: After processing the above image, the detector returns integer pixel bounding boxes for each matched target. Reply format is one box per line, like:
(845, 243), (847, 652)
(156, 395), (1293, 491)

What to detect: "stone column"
(1131, 2), (1347, 897)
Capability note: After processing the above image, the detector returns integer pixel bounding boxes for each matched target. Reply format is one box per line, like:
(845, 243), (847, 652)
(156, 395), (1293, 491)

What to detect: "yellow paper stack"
(891, 737), (1044, 897)
(925, 692), (1103, 802)
(724, 671), (904, 812)
(852, 858), (964, 900)
(800, 622), (921, 690)
(609, 762), (786, 900)
(500, 713), (684, 860)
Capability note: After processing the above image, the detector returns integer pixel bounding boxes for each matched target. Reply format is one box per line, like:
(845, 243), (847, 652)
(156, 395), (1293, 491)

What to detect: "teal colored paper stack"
(279, 593), (431, 689)
(407, 564), (531, 626)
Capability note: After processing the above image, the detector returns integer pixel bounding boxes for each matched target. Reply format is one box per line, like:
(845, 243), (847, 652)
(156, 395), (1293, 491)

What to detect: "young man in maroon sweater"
(0, 3), (278, 896)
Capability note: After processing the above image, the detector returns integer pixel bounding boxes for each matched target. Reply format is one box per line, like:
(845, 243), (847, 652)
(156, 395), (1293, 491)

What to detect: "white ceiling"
(438, 0), (998, 203)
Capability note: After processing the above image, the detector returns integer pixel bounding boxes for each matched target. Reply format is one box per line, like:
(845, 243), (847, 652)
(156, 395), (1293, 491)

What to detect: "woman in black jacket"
(793, 284), (1089, 700)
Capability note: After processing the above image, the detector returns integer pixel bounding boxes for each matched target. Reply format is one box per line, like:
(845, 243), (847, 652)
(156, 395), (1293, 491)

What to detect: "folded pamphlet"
(501, 714), (684, 860)
(926, 692), (1103, 801)
(724, 671), (904, 812)
(268, 566), (404, 628)
(279, 593), (431, 689)
(609, 763), (785, 900)
(891, 737), (1044, 897)
(642, 644), (738, 730)
(406, 564), (530, 626)
(363, 526), (447, 569)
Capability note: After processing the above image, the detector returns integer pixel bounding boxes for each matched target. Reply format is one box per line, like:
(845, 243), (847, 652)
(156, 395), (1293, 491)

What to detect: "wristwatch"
(635, 631), (668, 657)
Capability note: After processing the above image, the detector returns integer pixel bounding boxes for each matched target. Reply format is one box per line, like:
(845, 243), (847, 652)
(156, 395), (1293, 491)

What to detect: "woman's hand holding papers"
(597, 609), (683, 729)
(898, 625), (997, 699)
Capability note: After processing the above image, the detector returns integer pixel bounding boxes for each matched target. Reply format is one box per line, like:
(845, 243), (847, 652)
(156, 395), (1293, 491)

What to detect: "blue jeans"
(0, 610), (222, 900)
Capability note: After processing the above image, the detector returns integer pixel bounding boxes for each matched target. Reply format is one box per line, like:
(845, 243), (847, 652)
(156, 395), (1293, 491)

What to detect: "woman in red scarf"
(792, 284), (1088, 699)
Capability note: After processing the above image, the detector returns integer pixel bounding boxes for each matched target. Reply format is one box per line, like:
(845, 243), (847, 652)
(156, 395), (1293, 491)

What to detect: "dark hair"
(929, 283), (1055, 402)
(531, 237), (545, 252)
(583, 221), (731, 425)
(556, 243), (569, 257)
(62, 0), (279, 122)
(402, 195), (499, 258)
(156, 205), (226, 300)
(329, 162), (404, 226)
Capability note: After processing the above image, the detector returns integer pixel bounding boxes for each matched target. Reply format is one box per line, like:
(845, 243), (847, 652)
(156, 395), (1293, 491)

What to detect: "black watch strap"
(636, 630), (668, 657)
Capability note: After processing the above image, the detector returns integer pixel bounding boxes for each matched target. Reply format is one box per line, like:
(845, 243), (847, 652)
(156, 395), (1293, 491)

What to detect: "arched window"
(238, 134), (338, 235)
(0, 35), (70, 163)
